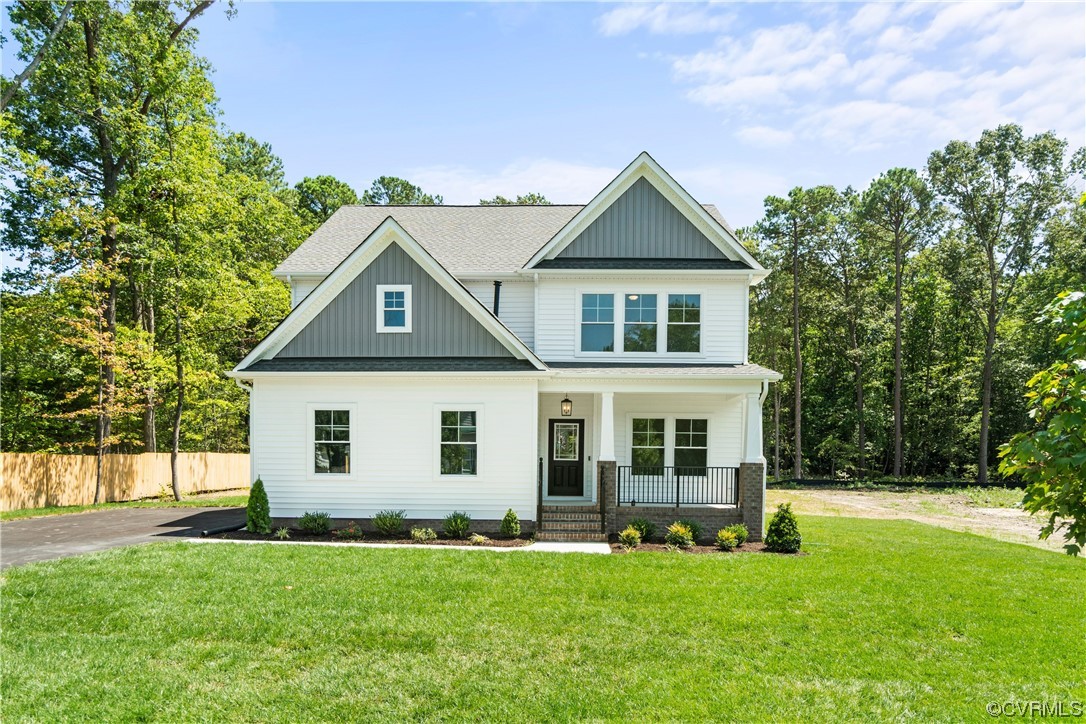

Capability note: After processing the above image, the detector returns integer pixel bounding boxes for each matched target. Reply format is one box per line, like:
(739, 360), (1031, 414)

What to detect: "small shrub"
(715, 528), (738, 552)
(411, 527), (437, 542)
(246, 478), (271, 534)
(443, 511), (472, 539)
(499, 509), (521, 537)
(298, 511), (332, 535)
(765, 503), (802, 553)
(724, 523), (749, 546)
(618, 525), (642, 549)
(627, 517), (657, 541)
(274, 527), (290, 540)
(468, 533), (491, 546)
(677, 518), (704, 542)
(664, 543), (682, 553)
(372, 509), (406, 537)
(664, 522), (694, 548)
(333, 521), (365, 541)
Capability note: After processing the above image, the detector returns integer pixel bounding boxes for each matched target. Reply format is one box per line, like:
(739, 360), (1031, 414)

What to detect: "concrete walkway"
(1, 507), (244, 569)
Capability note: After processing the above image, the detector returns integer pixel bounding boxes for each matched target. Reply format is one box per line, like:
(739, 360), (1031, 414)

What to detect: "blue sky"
(7, 1), (1086, 227)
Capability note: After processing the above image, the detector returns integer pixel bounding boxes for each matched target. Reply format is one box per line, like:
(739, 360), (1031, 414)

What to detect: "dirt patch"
(215, 529), (531, 547)
(767, 488), (1065, 553)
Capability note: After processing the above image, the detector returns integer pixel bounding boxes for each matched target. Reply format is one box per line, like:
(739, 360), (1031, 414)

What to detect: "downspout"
(492, 280), (502, 316)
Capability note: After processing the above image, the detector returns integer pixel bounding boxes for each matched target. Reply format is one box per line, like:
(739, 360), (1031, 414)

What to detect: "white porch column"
(599, 391), (616, 461)
(743, 391), (765, 463)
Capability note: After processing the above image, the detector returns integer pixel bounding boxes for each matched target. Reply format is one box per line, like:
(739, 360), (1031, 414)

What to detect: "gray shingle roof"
(533, 258), (751, 270)
(546, 361), (781, 379)
(275, 204), (738, 277)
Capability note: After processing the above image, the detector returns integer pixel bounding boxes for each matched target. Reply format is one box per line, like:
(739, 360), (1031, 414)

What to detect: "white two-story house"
(230, 153), (780, 541)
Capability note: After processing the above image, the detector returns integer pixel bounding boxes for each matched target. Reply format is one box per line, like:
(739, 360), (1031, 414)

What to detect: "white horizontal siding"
(290, 279), (322, 308)
(534, 278), (746, 363)
(462, 280), (535, 348)
(251, 377), (538, 521)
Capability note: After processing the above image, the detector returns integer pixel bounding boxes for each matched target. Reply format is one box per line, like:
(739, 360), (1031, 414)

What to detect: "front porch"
(535, 379), (768, 541)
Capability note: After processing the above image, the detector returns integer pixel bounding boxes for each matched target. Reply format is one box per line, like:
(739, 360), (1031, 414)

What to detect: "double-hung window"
(376, 284), (412, 333)
(580, 294), (615, 352)
(667, 294), (701, 353)
(314, 409), (351, 474)
(440, 410), (478, 475)
(623, 294), (658, 352)
(674, 418), (708, 474)
(631, 417), (665, 474)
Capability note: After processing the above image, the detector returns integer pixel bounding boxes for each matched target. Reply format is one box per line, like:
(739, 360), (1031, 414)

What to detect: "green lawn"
(0, 492), (249, 521)
(2, 516), (1083, 722)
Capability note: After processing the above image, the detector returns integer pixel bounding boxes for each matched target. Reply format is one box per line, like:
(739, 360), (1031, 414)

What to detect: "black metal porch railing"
(617, 466), (739, 507)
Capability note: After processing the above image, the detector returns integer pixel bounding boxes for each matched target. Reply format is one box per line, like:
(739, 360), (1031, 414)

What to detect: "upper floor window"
(376, 284), (412, 333)
(623, 294), (657, 352)
(581, 294), (615, 352)
(667, 294), (701, 353)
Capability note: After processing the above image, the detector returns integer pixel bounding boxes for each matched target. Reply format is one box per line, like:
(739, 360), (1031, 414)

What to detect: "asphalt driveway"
(1, 507), (245, 569)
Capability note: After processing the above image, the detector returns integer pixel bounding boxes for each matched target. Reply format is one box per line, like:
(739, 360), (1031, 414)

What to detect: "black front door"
(548, 419), (585, 496)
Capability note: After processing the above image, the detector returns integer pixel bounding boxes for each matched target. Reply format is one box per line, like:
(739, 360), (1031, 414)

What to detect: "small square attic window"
(376, 284), (412, 333)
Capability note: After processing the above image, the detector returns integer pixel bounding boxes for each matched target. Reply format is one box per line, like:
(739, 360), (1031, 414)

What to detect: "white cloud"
(406, 159), (619, 205)
(632, 1), (1085, 152)
(597, 3), (734, 36)
(735, 126), (795, 148)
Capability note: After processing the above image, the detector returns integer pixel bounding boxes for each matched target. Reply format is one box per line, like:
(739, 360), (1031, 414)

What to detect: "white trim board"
(523, 152), (765, 274)
(232, 217), (547, 374)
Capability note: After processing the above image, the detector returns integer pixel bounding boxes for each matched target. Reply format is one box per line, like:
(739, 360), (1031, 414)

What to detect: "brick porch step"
(542, 521), (603, 532)
(541, 513), (601, 523)
(542, 505), (599, 513)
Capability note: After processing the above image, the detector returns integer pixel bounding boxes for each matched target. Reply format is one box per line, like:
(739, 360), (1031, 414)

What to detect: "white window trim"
(434, 405), (483, 480)
(575, 289), (705, 358)
(306, 402), (359, 481)
(376, 284), (412, 333)
(625, 413), (712, 470)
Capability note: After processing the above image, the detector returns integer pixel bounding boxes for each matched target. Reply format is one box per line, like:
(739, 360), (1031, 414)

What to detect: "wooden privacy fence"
(1, 453), (251, 512)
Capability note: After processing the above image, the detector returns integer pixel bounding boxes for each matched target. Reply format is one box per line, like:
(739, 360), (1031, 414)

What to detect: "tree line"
(745, 127), (1084, 484)
(0, 1), (546, 501)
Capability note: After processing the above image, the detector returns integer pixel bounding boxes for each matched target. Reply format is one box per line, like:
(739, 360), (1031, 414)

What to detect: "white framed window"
(376, 284), (412, 333)
(667, 294), (701, 353)
(306, 403), (358, 479)
(623, 293), (658, 352)
(438, 409), (480, 476)
(627, 414), (712, 473)
(580, 293), (615, 352)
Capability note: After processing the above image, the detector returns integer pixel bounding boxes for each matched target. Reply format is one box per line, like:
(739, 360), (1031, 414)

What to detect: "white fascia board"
(523, 151), (765, 272)
(233, 217), (547, 373)
(272, 271), (326, 282)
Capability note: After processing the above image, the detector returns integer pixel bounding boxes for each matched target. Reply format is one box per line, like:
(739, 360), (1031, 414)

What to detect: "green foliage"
(333, 521), (364, 541)
(627, 517), (656, 541)
(443, 511), (471, 539)
(676, 518), (704, 542)
(410, 527), (437, 542)
(468, 533), (490, 546)
(372, 509), (406, 537)
(362, 176), (442, 205)
(479, 193), (551, 205)
(618, 526), (642, 549)
(293, 175), (360, 228)
(274, 527), (290, 540)
(999, 291), (1086, 555)
(715, 529), (739, 552)
(297, 511), (332, 535)
(765, 504), (802, 553)
(499, 509), (521, 538)
(724, 523), (750, 546)
(245, 479), (271, 534)
(664, 522), (694, 548)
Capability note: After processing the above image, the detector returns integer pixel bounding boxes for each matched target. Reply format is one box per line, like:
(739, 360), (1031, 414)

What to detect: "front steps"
(537, 504), (606, 542)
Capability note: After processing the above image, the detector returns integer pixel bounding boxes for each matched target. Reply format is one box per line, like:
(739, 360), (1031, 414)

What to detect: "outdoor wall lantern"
(561, 396), (573, 417)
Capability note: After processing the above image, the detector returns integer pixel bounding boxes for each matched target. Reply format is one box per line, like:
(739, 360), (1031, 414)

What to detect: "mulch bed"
(608, 540), (805, 555)
(214, 529), (532, 547)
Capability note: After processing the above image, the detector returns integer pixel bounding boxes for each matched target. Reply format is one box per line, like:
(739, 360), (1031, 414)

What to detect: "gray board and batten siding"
(276, 242), (513, 359)
(556, 177), (727, 260)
